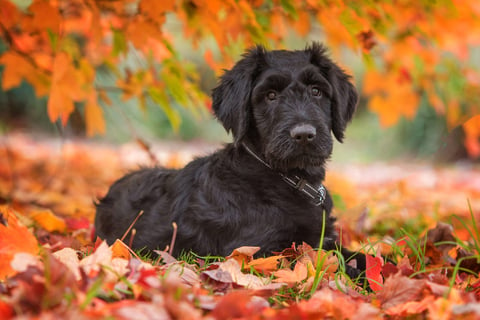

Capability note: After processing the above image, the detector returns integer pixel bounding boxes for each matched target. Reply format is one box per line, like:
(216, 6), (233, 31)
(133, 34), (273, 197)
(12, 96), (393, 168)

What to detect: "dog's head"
(212, 43), (358, 172)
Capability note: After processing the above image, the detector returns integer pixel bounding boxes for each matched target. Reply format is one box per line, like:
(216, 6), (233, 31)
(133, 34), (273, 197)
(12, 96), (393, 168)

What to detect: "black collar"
(241, 142), (327, 206)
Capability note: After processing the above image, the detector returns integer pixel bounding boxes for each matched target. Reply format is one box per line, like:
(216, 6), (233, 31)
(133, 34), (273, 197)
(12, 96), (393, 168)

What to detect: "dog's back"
(94, 168), (178, 250)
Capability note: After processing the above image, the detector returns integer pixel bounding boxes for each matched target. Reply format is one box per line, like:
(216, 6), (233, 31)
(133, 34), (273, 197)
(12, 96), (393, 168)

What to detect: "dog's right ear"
(212, 46), (266, 145)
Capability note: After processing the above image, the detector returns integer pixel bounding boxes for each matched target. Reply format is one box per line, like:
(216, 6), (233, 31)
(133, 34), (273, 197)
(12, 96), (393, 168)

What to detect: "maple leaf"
(47, 52), (85, 125)
(273, 261), (308, 285)
(378, 273), (426, 310)
(0, 206), (39, 279)
(365, 253), (384, 291)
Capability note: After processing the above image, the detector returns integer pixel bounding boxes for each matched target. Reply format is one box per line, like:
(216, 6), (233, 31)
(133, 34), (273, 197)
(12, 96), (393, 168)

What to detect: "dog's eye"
(311, 86), (322, 97)
(266, 91), (277, 101)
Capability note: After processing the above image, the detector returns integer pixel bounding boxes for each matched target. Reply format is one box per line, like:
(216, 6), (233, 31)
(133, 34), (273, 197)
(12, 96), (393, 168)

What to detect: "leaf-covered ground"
(0, 133), (479, 319)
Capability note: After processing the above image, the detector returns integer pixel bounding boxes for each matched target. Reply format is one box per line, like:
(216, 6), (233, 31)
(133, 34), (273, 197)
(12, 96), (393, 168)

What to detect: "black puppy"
(95, 43), (364, 273)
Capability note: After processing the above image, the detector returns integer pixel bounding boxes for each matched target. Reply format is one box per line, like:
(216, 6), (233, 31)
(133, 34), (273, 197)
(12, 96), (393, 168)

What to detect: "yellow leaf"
(31, 209), (67, 233)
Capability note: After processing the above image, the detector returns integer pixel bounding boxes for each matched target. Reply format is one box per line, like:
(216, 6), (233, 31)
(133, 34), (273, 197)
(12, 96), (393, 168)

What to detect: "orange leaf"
(293, 10), (311, 36)
(0, 52), (33, 90)
(28, 0), (61, 33)
(0, 0), (20, 29)
(366, 254), (383, 291)
(139, 0), (175, 18)
(0, 206), (39, 279)
(247, 255), (283, 274)
(463, 115), (480, 157)
(31, 209), (67, 233)
(273, 261), (308, 285)
(48, 52), (80, 124)
(47, 84), (75, 125)
(85, 94), (106, 137)
(111, 239), (130, 259)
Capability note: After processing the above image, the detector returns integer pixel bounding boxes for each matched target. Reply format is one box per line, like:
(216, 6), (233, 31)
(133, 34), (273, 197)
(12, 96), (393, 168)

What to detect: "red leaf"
(381, 262), (399, 279)
(0, 300), (13, 319)
(65, 217), (91, 231)
(365, 254), (383, 291)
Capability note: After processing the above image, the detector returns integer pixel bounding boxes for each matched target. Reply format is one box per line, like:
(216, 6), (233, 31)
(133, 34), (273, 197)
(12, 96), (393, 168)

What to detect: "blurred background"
(0, 0), (479, 164)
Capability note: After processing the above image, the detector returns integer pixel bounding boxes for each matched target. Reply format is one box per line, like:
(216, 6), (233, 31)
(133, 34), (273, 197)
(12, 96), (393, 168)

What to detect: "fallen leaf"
(247, 255), (282, 274)
(0, 206), (39, 279)
(111, 239), (131, 259)
(211, 291), (269, 320)
(80, 241), (129, 281)
(273, 261), (308, 285)
(31, 209), (67, 233)
(384, 295), (436, 317)
(378, 273), (426, 310)
(65, 217), (91, 231)
(227, 246), (260, 266)
(10, 252), (41, 273)
(164, 263), (201, 287)
(366, 254), (384, 291)
(298, 287), (380, 319)
(0, 300), (13, 319)
(53, 247), (81, 280)
(219, 259), (270, 289)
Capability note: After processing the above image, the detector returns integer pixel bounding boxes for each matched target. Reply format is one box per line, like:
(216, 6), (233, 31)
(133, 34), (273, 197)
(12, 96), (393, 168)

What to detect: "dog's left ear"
(307, 43), (358, 142)
(212, 46), (266, 145)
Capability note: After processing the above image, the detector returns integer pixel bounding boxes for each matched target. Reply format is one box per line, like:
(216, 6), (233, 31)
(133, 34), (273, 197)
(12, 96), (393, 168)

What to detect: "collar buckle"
(281, 174), (326, 206)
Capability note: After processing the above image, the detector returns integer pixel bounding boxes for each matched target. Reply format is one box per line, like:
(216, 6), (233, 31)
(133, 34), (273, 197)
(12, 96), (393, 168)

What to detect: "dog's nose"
(290, 124), (316, 144)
